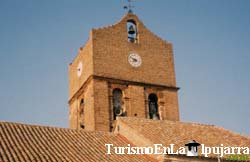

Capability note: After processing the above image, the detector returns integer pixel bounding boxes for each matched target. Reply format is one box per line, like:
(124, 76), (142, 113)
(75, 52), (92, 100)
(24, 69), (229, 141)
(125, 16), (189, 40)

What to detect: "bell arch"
(127, 19), (137, 43)
(148, 93), (160, 120)
(112, 88), (123, 120)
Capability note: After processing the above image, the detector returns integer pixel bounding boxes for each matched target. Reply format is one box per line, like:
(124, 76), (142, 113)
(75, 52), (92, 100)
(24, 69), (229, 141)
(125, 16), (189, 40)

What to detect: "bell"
(128, 25), (135, 35)
(114, 106), (123, 116)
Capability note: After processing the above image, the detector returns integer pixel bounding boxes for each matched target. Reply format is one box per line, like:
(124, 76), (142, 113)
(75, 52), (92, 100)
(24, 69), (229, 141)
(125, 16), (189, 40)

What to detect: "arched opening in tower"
(148, 93), (160, 120)
(112, 88), (123, 120)
(127, 19), (137, 43)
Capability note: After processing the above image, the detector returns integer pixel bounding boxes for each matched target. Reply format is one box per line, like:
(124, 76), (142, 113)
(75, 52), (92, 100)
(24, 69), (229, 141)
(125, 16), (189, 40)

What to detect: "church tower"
(68, 12), (179, 132)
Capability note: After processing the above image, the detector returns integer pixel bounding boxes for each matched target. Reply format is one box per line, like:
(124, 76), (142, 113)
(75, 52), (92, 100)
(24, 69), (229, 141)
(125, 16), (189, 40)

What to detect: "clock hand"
(130, 57), (137, 62)
(133, 58), (137, 62)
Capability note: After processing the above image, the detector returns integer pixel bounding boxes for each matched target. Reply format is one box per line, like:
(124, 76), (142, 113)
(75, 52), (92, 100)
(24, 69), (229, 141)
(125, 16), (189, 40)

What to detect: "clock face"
(128, 53), (142, 67)
(77, 62), (83, 77)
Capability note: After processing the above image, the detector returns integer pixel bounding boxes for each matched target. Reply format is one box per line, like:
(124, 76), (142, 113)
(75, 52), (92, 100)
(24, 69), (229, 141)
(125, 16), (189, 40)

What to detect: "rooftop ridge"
(92, 13), (171, 44)
(175, 120), (249, 139)
(0, 121), (115, 136)
(118, 117), (249, 138)
(212, 124), (249, 139)
(92, 13), (132, 31)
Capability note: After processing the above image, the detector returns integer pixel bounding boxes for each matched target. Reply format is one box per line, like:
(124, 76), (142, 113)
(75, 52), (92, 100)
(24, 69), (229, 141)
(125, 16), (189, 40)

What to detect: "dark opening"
(112, 88), (123, 120)
(80, 98), (85, 129)
(127, 20), (137, 43)
(80, 99), (84, 104)
(148, 93), (160, 120)
(80, 123), (85, 129)
(80, 99), (84, 115)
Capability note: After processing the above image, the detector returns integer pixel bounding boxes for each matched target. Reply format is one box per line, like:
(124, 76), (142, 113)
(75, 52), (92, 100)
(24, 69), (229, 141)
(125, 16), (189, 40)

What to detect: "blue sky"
(0, 0), (249, 136)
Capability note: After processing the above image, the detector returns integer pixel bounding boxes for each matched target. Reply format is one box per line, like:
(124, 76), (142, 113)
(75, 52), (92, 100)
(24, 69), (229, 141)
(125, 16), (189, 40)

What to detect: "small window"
(80, 99), (84, 114)
(127, 20), (137, 43)
(79, 98), (85, 129)
(80, 123), (85, 129)
(80, 99), (84, 104)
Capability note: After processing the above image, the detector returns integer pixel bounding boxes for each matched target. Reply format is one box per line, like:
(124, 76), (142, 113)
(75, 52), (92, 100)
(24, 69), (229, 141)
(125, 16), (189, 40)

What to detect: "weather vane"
(124, 0), (135, 13)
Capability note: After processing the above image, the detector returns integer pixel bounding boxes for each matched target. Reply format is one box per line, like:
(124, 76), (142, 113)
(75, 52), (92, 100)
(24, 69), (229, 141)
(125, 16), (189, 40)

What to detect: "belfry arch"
(148, 93), (160, 120)
(112, 88), (123, 120)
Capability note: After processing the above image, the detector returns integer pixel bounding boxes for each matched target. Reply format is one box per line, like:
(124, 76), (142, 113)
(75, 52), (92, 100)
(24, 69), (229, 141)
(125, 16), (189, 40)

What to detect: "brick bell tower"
(68, 12), (180, 132)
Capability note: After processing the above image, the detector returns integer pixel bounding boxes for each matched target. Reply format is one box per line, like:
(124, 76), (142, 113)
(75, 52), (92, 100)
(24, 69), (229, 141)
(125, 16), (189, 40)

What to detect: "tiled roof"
(116, 117), (250, 158)
(1, 119), (249, 162)
(0, 121), (155, 162)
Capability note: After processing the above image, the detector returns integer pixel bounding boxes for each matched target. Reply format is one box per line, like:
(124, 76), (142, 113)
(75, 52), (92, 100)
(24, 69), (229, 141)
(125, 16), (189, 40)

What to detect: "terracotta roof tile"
(0, 121), (155, 162)
(116, 117), (250, 159)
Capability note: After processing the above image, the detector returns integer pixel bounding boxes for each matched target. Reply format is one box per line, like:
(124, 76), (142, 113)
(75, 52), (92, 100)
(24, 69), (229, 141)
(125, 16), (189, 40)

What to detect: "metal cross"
(124, 0), (135, 13)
